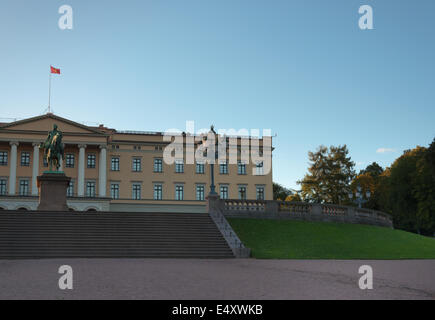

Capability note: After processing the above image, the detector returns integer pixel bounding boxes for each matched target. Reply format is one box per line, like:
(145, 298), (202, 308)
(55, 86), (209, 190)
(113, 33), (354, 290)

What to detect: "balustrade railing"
(217, 199), (393, 228)
(224, 200), (266, 212)
(279, 202), (311, 214)
(322, 204), (347, 216)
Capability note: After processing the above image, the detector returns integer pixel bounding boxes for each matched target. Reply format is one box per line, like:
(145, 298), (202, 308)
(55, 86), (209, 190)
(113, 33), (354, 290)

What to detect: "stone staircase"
(0, 211), (235, 259)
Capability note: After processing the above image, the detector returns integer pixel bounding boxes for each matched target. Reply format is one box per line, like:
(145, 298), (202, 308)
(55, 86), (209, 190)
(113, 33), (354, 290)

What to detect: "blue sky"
(0, 0), (434, 189)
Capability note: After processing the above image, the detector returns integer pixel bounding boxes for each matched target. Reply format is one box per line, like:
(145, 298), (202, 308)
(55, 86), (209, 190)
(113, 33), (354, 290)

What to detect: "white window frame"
(153, 183), (163, 200)
(196, 184), (205, 201)
(238, 185), (247, 200)
(0, 178), (8, 195)
(132, 183), (141, 200)
(154, 158), (163, 173)
(86, 180), (96, 197)
(110, 183), (120, 199)
(256, 186), (265, 200)
(175, 184), (184, 200)
(19, 179), (30, 196)
(220, 185), (229, 199)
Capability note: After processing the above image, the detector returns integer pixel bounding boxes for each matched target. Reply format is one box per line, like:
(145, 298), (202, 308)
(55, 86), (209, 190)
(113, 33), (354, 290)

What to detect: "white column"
(8, 142), (18, 195)
(99, 145), (107, 197)
(77, 144), (86, 196)
(32, 143), (40, 196)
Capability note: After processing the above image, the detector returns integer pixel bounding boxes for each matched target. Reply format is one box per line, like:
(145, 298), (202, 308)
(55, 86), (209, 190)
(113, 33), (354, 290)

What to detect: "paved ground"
(0, 259), (434, 300)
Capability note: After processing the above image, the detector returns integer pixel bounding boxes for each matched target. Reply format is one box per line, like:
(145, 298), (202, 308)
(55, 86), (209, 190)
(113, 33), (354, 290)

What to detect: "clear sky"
(0, 0), (434, 189)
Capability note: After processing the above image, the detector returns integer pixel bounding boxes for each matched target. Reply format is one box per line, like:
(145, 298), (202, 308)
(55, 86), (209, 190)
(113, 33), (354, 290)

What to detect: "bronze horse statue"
(40, 124), (65, 171)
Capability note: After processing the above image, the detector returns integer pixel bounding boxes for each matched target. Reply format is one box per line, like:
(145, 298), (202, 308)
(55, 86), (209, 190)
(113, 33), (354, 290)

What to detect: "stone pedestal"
(206, 193), (222, 213)
(37, 172), (71, 211)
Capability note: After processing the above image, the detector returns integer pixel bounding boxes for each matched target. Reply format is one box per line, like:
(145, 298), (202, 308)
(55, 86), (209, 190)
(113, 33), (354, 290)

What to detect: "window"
(175, 185), (184, 200)
(67, 180), (74, 197)
(43, 158), (48, 167)
(256, 186), (265, 200)
(132, 158), (141, 172)
(237, 161), (247, 175)
(219, 161), (228, 174)
(21, 152), (30, 166)
(0, 179), (7, 195)
(111, 183), (120, 199)
(111, 157), (120, 171)
(132, 183), (141, 200)
(19, 179), (29, 196)
(196, 185), (205, 201)
(65, 154), (75, 168)
(0, 151), (8, 166)
(220, 185), (229, 199)
(154, 158), (163, 173)
(87, 154), (96, 168)
(238, 186), (247, 200)
(256, 162), (264, 175)
(175, 160), (184, 173)
(86, 181), (96, 197)
(154, 184), (163, 200)
(196, 162), (205, 174)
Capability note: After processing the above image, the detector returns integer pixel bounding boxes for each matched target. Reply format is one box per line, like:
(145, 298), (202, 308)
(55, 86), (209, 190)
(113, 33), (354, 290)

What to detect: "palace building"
(0, 114), (273, 212)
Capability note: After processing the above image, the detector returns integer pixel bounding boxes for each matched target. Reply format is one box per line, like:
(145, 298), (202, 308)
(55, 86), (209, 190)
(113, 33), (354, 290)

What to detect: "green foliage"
(426, 138), (435, 179)
(298, 145), (355, 204)
(352, 162), (384, 210)
(359, 162), (384, 177)
(228, 218), (435, 259)
(285, 193), (302, 202)
(379, 146), (435, 235)
(273, 182), (292, 200)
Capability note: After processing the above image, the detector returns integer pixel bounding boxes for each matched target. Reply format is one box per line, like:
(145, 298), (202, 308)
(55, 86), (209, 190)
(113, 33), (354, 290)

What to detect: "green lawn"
(228, 218), (435, 259)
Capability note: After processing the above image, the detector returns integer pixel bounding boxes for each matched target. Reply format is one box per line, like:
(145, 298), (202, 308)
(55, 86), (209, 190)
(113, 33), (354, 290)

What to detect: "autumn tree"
(352, 162), (384, 210)
(273, 182), (292, 200)
(298, 145), (355, 204)
(285, 193), (302, 202)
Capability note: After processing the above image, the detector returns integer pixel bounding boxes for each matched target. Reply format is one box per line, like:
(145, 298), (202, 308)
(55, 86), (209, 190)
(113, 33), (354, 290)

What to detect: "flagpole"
(48, 67), (51, 114)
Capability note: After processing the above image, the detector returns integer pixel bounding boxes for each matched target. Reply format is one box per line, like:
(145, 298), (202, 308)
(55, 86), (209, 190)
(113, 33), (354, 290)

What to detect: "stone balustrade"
(211, 199), (393, 228)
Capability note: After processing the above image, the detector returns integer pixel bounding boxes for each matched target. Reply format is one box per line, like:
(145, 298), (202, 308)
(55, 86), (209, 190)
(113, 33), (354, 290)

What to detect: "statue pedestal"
(37, 172), (71, 211)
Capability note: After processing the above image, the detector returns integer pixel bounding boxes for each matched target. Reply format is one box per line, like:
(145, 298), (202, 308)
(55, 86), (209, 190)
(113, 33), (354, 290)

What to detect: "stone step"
(0, 211), (234, 259)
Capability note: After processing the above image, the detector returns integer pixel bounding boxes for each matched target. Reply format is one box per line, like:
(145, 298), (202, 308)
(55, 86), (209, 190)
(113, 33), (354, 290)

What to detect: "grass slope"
(228, 218), (435, 259)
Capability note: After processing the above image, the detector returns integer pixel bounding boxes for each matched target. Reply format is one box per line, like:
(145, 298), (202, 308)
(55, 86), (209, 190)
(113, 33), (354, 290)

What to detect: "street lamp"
(208, 125), (218, 196)
(348, 184), (371, 208)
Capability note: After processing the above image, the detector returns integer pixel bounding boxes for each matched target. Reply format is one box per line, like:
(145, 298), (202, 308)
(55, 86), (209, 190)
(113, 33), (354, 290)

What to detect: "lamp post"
(348, 184), (371, 208)
(208, 125), (218, 196)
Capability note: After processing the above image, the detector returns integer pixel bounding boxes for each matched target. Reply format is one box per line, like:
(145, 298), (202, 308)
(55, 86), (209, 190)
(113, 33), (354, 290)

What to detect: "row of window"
(0, 177), (266, 201)
(0, 151), (31, 167)
(111, 157), (264, 175)
(0, 178), (30, 196)
(106, 183), (265, 201)
(0, 151), (265, 175)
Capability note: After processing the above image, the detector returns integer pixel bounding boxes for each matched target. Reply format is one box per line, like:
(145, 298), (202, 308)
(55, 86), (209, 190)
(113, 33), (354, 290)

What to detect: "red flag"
(50, 66), (61, 74)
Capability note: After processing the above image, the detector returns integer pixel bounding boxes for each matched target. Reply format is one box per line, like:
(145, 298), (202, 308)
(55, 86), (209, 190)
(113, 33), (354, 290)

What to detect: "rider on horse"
(40, 124), (65, 171)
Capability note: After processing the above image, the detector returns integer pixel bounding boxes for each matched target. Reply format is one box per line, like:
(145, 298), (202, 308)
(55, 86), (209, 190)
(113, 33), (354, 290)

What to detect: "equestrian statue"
(40, 124), (65, 172)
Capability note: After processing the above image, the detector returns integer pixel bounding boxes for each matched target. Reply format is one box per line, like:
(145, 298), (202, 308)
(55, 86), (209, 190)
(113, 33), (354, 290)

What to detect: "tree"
(273, 182), (292, 200)
(413, 148), (435, 235)
(359, 162), (383, 177)
(298, 145), (355, 204)
(426, 138), (435, 179)
(382, 146), (435, 235)
(285, 194), (302, 202)
(352, 162), (384, 210)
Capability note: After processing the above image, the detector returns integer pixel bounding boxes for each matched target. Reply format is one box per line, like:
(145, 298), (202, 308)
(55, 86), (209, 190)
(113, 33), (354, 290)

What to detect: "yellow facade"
(0, 114), (273, 211)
